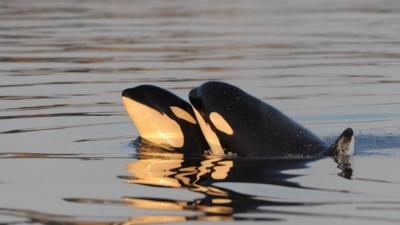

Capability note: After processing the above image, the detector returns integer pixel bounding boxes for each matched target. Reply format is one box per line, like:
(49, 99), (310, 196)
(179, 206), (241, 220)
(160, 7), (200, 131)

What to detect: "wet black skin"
(122, 85), (209, 154)
(189, 81), (330, 157)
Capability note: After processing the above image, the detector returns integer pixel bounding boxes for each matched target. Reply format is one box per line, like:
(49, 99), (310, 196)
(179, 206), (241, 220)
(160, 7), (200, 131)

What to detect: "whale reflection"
(113, 140), (354, 221)
(23, 140), (355, 224)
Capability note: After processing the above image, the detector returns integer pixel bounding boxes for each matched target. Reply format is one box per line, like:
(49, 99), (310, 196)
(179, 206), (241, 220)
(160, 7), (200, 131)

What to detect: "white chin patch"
(122, 96), (184, 149)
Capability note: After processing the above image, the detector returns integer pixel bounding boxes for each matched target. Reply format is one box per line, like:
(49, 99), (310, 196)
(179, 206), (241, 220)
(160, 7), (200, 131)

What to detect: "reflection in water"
(335, 155), (353, 179)
(56, 142), (354, 224)
(59, 143), (400, 224)
(0, 207), (192, 225)
(0, 138), (350, 225)
(58, 146), (400, 224)
(0, 207), (280, 224)
(116, 145), (342, 219)
(62, 154), (307, 222)
(122, 158), (297, 217)
(5, 141), (400, 224)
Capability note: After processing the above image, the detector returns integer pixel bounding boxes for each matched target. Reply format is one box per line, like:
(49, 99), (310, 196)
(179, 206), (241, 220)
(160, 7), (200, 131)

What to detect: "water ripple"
(1, 0), (400, 224)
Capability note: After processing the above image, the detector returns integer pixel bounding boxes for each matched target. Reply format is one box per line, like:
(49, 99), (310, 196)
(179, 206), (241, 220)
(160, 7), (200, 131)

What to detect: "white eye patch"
(209, 112), (233, 135)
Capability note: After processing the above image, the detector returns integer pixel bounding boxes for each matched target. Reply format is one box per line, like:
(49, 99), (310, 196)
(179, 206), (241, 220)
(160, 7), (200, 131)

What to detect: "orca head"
(189, 81), (240, 156)
(122, 85), (206, 152)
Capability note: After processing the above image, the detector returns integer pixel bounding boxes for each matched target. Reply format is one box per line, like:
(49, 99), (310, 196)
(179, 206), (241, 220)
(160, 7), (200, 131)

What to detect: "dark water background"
(1, 0), (400, 224)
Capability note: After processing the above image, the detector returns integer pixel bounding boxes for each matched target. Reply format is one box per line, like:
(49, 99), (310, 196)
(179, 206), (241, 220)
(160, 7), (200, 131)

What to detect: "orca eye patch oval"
(209, 112), (234, 135)
(170, 106), (197, 124)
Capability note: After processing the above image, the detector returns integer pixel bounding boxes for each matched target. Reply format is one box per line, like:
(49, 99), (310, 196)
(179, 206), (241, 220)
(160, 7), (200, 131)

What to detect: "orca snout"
(122, 85), (165, 104)
(122, 86), (149, 101)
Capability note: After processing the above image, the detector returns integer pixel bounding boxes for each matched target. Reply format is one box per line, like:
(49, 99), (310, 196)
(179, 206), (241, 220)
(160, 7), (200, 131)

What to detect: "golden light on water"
(126, 156), (233, 195)
(127, 158), (183, 188)
(124, 153), (235, 215)
(123, 198), (187, 210)
(122, 215), (186, 225)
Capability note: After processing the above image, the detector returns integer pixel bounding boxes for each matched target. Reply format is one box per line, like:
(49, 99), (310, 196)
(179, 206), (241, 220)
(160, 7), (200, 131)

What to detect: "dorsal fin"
(329, 128), (355, 156)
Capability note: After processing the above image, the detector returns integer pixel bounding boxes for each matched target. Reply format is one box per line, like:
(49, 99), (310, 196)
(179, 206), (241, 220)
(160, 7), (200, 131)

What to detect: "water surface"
(1, 0), (400, 224)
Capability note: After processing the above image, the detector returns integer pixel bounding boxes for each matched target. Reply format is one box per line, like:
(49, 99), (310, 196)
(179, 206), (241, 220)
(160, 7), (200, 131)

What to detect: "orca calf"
(122, 81), (354, 158)
(122, 85), (208, 155)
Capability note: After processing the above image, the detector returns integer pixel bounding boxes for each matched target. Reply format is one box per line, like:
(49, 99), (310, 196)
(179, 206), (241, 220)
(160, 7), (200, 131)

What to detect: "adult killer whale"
(122, 81), (354, 158)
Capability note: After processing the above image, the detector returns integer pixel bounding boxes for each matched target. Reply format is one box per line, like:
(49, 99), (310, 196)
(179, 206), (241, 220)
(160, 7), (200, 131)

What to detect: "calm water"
(1, 0), (400, 224)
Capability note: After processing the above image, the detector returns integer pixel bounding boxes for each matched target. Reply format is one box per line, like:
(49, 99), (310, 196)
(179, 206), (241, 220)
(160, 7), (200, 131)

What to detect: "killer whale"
(189, 81), (354, 157)
(122, 85), (208, 155)
(122, 82), (354, 158)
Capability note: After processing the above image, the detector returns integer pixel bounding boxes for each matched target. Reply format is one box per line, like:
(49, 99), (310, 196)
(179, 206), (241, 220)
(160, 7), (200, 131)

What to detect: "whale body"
(122, 81), (354, 158)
